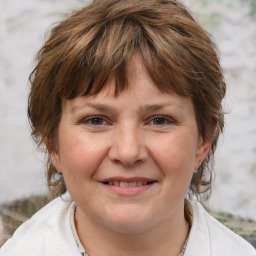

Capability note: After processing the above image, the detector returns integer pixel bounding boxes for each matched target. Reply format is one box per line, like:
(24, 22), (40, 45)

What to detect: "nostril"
(108, 137), (148, 167)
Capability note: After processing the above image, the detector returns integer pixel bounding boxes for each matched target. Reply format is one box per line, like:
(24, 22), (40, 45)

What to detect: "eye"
(83, 116), (106, 126)
(149, 116), (174, 125)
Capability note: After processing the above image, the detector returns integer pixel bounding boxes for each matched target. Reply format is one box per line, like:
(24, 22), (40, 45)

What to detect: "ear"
(194, 136), (212, 170)
(44, 137), (62, 174)
(50, 151), (62, 174)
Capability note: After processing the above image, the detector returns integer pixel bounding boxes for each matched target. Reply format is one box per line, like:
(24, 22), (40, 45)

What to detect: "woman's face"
(51, 57), (210, 234)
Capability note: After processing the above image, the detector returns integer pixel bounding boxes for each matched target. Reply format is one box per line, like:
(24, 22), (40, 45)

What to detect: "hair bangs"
(54, 13), (197, 100)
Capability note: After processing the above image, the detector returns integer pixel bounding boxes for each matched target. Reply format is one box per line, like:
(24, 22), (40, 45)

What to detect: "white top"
(0, 196), (255, 256)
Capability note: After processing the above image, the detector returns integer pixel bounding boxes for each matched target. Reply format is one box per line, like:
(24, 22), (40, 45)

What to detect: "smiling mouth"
(100, 178), (157, 195)
(102, 181), (156, 187)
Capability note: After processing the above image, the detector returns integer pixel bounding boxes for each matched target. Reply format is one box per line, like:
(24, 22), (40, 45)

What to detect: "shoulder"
(186, 200), (256, 256)
(0, 195), (79, 256)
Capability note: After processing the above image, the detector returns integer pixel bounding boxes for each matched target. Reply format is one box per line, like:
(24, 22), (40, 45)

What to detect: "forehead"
(62, 54), (193, 115)
(65, 56), (160, 104)
(63, 58), (193, 117)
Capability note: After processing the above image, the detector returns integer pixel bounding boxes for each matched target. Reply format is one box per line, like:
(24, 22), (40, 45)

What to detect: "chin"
(108, 220), (152, 235)
(101, 208), (156, 234)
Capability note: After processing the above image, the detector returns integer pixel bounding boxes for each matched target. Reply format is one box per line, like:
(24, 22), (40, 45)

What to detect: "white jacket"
(0, 196), (255, 256)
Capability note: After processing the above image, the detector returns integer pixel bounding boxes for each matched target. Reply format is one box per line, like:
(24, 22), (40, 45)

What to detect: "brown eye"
(83, 116), (106, 125)
(150, 116), (173, 125)
(153, 117), (166, 125)
(90, 117), (104, 125)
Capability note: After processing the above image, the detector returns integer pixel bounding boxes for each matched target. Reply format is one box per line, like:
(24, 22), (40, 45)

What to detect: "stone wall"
(0, 196), (255, 248)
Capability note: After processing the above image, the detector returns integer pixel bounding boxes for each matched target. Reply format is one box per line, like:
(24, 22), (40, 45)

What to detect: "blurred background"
(0, 0), (255, 220)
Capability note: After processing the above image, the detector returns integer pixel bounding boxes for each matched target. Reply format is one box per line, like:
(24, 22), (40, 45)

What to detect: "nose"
(108, 125), (148, 167)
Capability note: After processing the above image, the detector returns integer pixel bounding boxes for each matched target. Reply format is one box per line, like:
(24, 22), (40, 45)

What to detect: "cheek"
(149, 134), (197, 173)
(58, 132), (108, 178)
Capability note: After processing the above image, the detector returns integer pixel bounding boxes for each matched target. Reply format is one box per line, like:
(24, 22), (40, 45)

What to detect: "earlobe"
(45, 137), (62, 174)
(50, 151), (62, 174)
(195, 137), (211, 170)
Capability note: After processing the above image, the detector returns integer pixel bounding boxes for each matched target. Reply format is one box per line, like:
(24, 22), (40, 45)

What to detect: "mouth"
(99, 177), (157, 196)
(101, 180), (156, 187)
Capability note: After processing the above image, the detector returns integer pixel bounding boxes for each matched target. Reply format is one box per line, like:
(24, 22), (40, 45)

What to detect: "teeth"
(106, 181), (153, 186)
(120, 182), (128, 187)
(129, 182), (137, 187)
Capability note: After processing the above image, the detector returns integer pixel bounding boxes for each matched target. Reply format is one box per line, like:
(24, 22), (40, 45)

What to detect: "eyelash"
(81, 115), (174, 126)
(81, 116), (108, 126)
(148, 116), (174, 126)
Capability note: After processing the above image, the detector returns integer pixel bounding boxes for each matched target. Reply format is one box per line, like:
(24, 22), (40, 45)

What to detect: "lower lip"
(102, 183), (155, 196)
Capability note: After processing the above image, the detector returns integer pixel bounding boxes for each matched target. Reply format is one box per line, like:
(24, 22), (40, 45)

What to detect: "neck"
(75, 203), (190, 256)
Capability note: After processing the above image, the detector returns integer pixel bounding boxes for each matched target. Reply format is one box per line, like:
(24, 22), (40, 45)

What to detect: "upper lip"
(100, 177), (157, 183)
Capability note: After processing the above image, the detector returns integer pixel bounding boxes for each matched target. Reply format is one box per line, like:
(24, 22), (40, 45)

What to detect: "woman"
(0, 0), (255, 255)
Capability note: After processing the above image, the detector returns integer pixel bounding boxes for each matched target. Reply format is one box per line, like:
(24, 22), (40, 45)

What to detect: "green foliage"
(241, 0), (256, 17)
(196, 0), (256, 18)
(199, 12), (223, 29)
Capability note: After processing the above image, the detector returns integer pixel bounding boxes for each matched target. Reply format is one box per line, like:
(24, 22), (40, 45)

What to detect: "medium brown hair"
(28, 0), (226, 201)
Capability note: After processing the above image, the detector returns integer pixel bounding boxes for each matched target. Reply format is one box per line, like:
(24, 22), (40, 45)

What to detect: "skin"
(51, 56), (211, 256)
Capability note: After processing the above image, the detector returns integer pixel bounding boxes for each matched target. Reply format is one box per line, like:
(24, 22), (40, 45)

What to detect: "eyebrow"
(71, 103), (116, 114)
(142, 104), (167, 112)
(71, 102), (179, 114)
